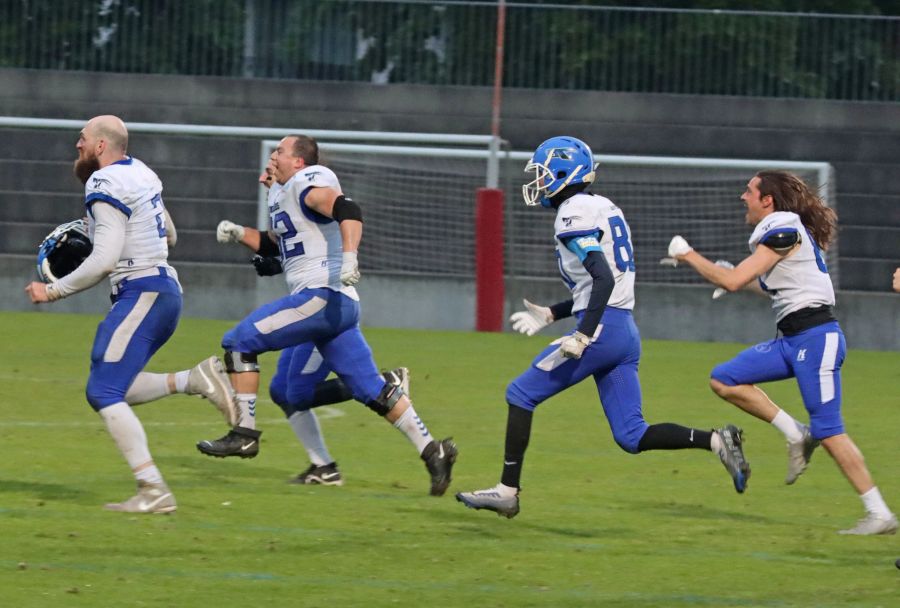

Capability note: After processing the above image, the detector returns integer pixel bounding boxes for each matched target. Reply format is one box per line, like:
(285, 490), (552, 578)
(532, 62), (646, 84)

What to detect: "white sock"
(496, 483), (518, 497)
(771, 409), (804, 442)
(288, 410), (333, 466)
(173, 370), (190, 393)
(125, 372), (172, 405)
(710, 431), (723, 454)
(99, 402), (164, 485)
(392, 406), (434, 454)
(860, 487), (893, 517)
(237, 393), (257, 429)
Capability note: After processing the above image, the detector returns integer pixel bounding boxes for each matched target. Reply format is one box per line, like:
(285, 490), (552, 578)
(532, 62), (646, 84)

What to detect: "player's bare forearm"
(340, 220), (362, 252)
(236, 227), (263, 252)
(681, 247), (780, 292)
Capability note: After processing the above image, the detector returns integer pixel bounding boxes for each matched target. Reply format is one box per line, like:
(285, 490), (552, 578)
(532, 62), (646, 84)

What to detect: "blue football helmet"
(36, 219), (92, 282)
(522, 136), (597, 207)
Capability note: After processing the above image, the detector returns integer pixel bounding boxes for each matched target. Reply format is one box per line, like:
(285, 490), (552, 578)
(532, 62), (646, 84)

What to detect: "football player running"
(25, 115), (239, 514)
(209, 166), (410, 487)
(456, 136), (749, 519)
(196, 134), (457, 496)
(663, 171), (897, 535)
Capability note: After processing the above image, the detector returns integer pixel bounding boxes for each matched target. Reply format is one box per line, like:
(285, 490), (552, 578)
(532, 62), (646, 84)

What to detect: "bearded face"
(73, 152), (100, 185)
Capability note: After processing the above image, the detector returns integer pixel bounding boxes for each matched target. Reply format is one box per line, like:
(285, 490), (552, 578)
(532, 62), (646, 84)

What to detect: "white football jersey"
(749, 210), (835, 321)
(84, 157), (177, 287)
(269, 165), (358, 300)
(554, 193), (635, 312)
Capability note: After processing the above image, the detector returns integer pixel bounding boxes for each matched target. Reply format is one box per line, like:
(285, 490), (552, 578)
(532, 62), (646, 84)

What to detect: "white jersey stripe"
(253, 296), (328, 335)
(104, 292), (159, 362)
(818, 332), (839, 403)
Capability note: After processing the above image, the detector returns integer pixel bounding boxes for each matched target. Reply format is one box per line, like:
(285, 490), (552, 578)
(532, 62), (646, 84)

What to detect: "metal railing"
(2, 1), (897, 101)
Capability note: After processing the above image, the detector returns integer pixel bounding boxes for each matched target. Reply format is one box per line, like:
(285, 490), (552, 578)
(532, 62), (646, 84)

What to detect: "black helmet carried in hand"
(36, 219), (93, 282)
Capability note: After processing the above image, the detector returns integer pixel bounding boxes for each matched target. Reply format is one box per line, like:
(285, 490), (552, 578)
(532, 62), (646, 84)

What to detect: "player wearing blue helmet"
(457, 136), (750, 518)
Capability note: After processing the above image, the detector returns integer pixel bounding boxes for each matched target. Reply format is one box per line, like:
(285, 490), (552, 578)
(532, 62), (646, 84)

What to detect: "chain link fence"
(2, 0), (898, 101)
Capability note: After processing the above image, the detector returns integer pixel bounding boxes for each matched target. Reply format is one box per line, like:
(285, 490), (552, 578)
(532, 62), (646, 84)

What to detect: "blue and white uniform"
(223, 165), (384, 406)
(711, 211), (845, 439)
(52, 157), (181, 410)
(506, 193), (650, 453)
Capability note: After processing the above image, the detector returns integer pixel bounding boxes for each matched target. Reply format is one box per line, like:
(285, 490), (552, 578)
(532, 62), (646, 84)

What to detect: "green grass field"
(0, 311), (897, 607)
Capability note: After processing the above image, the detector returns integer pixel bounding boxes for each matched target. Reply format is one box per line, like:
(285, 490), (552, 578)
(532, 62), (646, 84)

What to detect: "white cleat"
(838, 512), (898, 536)
(456, 484), (520, 518)
(104, 481), (176, 514)
(187, 356), (239, 426)
(785, 425), (820, 485)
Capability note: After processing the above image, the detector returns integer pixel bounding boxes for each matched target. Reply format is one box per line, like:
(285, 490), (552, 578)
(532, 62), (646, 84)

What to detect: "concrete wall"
(4, 254), (897, 351)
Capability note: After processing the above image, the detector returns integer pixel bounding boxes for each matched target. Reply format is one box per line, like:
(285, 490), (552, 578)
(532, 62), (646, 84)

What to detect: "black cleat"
(290, 462), (344, 486)
(196, 426), (262, 459)
(421, 437), (457, 496)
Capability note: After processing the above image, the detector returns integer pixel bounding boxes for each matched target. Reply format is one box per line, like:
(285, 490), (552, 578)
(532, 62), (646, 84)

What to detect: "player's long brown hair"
(756, 170), (837, 250)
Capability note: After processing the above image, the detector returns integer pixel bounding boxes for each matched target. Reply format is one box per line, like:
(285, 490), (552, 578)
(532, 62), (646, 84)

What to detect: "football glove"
(510, 299), (553, 336)
(712, 260), (734, 299)
(251, 255), (283, 277)
(340, 251), (360, 286)
(659, 235), (694, 267)
(559, 331), (591, 359)
(216, 220), (245, 244)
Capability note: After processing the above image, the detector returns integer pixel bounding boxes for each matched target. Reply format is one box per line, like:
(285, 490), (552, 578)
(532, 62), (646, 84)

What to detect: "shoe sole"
(196, 444), (258, 459)
(455, 493), (519, 519)
(290, 477), (345, 486)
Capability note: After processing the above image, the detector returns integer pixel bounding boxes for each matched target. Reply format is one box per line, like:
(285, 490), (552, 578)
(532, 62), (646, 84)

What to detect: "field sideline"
(0, 311), (897, 607)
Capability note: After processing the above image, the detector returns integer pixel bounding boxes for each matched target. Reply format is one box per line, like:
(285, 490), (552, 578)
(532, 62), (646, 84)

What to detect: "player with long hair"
(665, 170), (896, 535)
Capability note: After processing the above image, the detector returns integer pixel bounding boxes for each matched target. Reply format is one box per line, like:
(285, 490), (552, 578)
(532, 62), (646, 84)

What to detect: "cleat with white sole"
(838, 513), (898, 536)
(456, 484), (520, 519)
(104, 481), (176, 514)
(187, 356), (239, 427)
(785, 424), (820, 485)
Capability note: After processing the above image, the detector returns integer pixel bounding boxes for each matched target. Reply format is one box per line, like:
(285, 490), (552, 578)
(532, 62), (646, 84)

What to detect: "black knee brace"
(224, 351), (259, 373)
(365, 383), (405, 416)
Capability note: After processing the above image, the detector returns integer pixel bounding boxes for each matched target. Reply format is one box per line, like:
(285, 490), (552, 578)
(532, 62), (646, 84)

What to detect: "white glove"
(668, 235), (693, 257)
(340, 251), (360, 286)
(559, 331), (591, 359)
(217, 220), (245, 244)
(712, 260), (734, 300)
(660, 235), (693, 267)
(509, 299), (553, 336)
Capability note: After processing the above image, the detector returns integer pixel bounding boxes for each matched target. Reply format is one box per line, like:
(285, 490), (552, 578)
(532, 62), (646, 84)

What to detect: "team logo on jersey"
(91, 177), (111, 189)
(561, 215), (582, 227)
(797, 349), (807, 362)
(306, 171), (321, 181)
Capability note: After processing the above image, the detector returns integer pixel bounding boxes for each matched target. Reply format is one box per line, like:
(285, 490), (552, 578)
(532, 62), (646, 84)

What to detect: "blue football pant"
(711, 321), (846, 440)
(222, 287), (385, 404)
(505, 307), (649, 453)
(86, 276), (182, 410)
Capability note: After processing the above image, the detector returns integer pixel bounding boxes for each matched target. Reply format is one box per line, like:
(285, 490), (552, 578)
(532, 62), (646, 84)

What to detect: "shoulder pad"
(760, 229), (800, 252)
